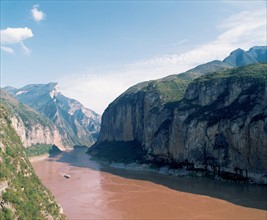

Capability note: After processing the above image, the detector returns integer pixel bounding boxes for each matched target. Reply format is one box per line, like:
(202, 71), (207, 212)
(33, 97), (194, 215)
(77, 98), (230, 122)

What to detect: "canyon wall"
(92, 63), (267, 183)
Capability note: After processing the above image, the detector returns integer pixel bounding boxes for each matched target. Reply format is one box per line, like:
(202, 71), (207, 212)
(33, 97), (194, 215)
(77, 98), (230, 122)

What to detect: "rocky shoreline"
(97, 160), (267, 185)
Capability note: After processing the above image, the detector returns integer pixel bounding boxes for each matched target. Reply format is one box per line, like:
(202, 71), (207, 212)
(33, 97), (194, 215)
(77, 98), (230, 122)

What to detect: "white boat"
(64, 174), (70, 179)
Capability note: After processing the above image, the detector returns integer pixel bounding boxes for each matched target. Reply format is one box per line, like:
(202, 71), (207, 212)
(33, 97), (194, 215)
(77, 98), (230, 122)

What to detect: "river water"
(31, 147), (267, 219)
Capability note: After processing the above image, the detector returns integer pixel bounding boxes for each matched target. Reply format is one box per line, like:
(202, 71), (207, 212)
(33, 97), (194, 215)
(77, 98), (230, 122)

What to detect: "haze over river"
(32, 147), (267, 219)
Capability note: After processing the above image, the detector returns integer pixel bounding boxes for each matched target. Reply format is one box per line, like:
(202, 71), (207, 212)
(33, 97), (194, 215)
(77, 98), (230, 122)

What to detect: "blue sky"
(1, 0), (266, 114)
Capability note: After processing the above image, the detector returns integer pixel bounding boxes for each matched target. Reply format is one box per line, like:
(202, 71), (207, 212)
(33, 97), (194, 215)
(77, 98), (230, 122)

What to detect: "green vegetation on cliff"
(117, 60), (235, 109)
(25, 144), (53, 157)
(195, 63), (267, 82)
(151, 78), (191, 103)
(0, 104), (65, 220)
(25, 144), (62, 157)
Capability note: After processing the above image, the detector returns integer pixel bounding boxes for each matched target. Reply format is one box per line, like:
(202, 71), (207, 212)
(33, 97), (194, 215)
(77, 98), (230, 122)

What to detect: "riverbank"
(29, 153), (50, 162)
(93, 158), (267, 185)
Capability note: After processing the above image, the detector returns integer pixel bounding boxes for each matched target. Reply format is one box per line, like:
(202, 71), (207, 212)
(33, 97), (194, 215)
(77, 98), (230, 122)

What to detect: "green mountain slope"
(0, 104), (65, 219)
(115, 59), (233, 109)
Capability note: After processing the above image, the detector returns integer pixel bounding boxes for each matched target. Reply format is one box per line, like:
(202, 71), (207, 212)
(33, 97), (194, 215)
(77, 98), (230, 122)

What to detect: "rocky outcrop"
(0, 89), (65, 150)
(91, 59), (267, 183)
(4, 83), (101, 148)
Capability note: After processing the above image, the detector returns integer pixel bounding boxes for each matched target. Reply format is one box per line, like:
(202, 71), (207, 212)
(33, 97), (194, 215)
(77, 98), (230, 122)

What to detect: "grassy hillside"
(194, 63), (267, 82)
(0, 104), (65, 220)
(117, 60), (232, 107)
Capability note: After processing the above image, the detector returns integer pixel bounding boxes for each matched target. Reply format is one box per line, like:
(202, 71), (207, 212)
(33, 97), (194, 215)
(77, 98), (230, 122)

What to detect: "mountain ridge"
(223, 46), (267, 67)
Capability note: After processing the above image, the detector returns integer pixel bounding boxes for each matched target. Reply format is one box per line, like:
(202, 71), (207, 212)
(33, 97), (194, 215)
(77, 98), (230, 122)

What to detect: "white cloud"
(133, 9), (266, 69)
(60, 73), (128, 114)
(1, 46), (15, 54)
(1, 27), (33, 44)
(59, 8), (266, 114)
(0, 27), (33, 55)
(31, 5), (46, 22)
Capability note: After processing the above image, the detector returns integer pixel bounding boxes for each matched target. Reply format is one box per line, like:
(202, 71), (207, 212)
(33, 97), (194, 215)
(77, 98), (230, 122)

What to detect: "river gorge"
(32, 147), (267, 219)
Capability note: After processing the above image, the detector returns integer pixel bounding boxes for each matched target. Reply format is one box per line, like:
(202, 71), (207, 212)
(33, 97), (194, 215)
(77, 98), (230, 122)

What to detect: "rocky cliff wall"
(10, 115), (64, 150)
(94, 64), (267, 184)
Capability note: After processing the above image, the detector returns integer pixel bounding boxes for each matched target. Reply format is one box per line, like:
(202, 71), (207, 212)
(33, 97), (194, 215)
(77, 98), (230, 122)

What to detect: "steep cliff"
(0, 89), (64, 150)
(0, 104), (65, 219)
(4, 83), (101, 148)
(91, 62), (267, 184)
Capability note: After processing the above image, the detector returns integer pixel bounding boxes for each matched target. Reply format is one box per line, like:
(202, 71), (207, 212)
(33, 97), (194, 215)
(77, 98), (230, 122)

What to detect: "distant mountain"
(0, 104), (65, 219)
(223, 46), (267, 67)
(0, 89), (64, 149)
(2, 86), (17, 94)
(4, 83), (101, 148)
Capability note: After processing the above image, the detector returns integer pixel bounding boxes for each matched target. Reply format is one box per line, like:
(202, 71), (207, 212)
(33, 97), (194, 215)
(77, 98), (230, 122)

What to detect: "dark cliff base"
(87, 141), (147, 164)
(88, 141), (263, 185)
(144, 155), (254, 184)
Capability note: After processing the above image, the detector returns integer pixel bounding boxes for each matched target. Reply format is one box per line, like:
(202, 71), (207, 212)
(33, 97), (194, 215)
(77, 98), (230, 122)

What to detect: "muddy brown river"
(31, 147), (267, 219)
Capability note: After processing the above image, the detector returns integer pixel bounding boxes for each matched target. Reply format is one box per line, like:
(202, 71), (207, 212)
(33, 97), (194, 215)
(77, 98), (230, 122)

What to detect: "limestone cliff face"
(0, 89), (65, 150)
(94, 63), (267, 183)
(10, 116), (63, 150)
